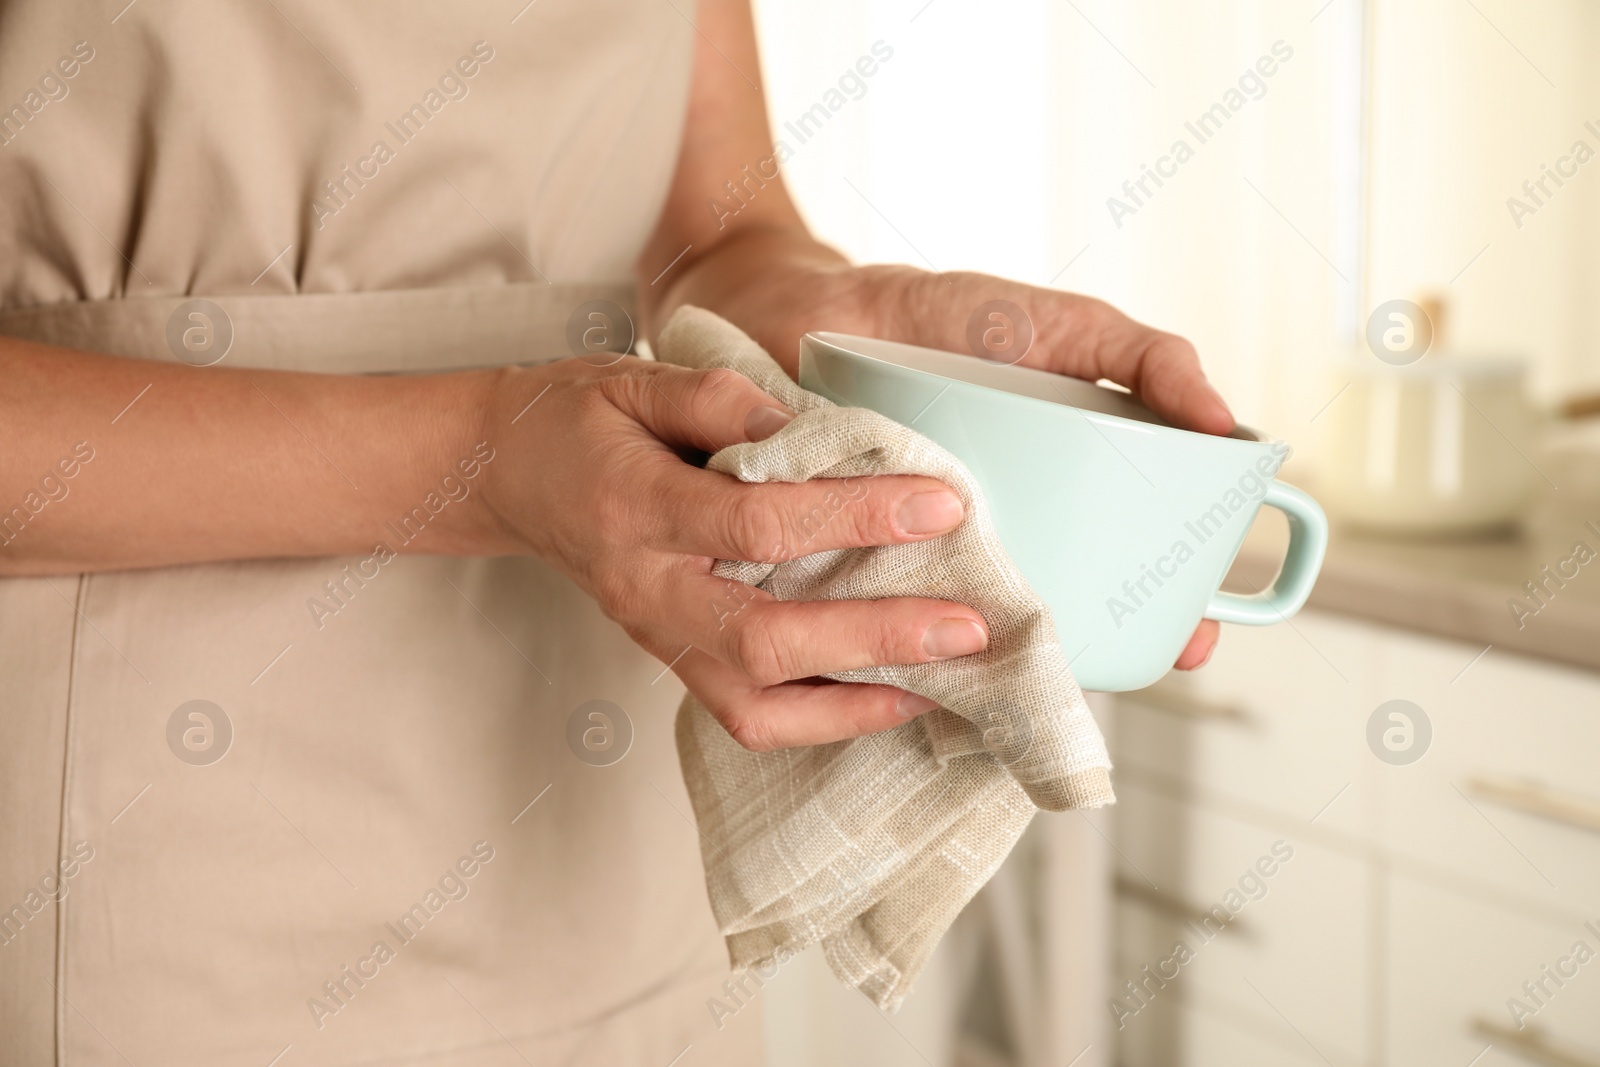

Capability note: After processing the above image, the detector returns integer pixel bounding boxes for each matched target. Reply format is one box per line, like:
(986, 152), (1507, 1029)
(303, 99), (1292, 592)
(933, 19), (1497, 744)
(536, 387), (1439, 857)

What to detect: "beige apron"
(0, 3), (764, 1064)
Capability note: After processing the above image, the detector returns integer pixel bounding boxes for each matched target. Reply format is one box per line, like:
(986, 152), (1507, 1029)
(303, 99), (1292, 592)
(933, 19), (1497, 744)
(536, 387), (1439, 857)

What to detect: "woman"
(0, 1), (1230, 1063)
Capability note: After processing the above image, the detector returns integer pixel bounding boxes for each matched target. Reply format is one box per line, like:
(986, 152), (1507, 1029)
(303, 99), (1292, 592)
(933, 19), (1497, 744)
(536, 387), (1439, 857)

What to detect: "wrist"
(375, 366), (524, 559)
(646, 227), (854, 377)
(446, 363), (555, 558)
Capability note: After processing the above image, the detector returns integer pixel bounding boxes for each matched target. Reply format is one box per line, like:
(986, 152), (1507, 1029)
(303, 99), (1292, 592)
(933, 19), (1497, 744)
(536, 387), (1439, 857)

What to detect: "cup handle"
(1203, 482), (1329, 626)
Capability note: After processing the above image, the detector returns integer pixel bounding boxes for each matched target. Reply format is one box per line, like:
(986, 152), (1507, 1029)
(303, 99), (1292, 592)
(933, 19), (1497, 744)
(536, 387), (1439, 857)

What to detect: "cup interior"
(808, 332), (1262, 443)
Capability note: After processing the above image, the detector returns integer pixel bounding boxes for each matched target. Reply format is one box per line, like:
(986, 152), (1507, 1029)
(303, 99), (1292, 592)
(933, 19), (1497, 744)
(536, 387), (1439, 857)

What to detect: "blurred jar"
(1320, 356), (1538, 534)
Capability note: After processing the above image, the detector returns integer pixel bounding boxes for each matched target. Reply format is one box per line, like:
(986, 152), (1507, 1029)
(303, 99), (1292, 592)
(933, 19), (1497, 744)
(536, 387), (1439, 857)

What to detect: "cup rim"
(804, 331), (1269, 446)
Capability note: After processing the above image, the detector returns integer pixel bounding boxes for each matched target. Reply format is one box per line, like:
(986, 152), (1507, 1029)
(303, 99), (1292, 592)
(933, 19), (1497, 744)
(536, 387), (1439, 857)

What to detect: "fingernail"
(922, 619), (987, 659)
(745, 405), (794, 442)
(1198, 642), (1217, 668)
(897, 490), (964, 535)
(897, 691), (941, 718)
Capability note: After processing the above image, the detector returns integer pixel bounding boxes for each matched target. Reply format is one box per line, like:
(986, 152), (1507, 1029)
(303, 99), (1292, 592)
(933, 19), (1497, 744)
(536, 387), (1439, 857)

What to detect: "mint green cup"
(799, 333), (1328, 693)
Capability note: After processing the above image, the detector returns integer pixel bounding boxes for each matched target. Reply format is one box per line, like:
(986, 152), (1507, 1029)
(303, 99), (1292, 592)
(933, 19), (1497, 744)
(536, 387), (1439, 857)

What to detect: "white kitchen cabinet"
(1114, 988), (1346, 1067)
(1109, 610), (1379, 842)
(1387, 875), (1600, 1067)
(1110, 778), (1371, 1065)
(1110, 607), (1600, 1067)
(1371, 626), (1600, 918)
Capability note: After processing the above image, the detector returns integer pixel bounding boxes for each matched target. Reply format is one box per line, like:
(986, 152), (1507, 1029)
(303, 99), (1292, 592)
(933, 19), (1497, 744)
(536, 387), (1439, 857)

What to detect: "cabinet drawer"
(1114, 989), (1336, 1067)
(1111, 780), (1370, 1062)
(1388, 874), (1600, 1067)
(1372, 627), (1600, 916)
(1110, 608), (1378, 838)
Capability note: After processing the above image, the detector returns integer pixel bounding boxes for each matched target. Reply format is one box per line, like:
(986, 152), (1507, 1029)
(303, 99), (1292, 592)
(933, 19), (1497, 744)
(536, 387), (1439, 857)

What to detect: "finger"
(900, 274), (1235, 436)
(686, 583), (988, 685)
(673, 649), (941, 751)
(599, 363), (795, 453)
(1023, 294), (1234, 436)
(647, 463), (965, 561)
(1094, 321), (1236, 438)
(1173, 619), (1220, 670)
(1004, 286), (1235, 435)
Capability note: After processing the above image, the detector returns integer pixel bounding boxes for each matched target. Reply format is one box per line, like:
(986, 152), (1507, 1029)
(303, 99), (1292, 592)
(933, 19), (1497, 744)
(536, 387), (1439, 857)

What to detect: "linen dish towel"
(658, 306), (1114, 1011)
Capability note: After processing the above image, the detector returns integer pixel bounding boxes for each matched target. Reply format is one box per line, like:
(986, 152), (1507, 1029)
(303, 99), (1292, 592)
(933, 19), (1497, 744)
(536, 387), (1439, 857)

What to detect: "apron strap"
(0, 282), (638, 373)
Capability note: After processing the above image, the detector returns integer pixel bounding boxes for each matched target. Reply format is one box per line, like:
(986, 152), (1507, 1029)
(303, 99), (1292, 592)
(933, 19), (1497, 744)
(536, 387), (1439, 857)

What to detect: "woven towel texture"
(660, 307), (1113, 1010)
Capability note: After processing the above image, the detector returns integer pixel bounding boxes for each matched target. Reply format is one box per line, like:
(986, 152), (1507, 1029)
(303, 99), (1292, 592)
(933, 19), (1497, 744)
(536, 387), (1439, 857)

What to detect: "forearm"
(632, 0), (858, 377)
(0, 335), (511, 575)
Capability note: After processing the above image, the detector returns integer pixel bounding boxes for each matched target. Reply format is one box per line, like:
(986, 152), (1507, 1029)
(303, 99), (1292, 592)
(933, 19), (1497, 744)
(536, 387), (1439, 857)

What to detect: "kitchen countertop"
(1225, 472), (1600, 675)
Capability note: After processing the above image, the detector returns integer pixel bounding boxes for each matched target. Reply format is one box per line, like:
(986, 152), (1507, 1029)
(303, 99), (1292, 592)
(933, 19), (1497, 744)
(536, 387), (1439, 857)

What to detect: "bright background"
(752, 0), (1600, 472)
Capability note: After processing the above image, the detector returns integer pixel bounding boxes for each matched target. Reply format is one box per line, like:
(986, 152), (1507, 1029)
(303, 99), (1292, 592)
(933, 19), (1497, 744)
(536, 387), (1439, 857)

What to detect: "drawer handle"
(1129, 681), (1253, 727)
(1113, 876), (1253, 938)
(1472, 1017), (1600, 1067)
(1468, 774), (1600, 837)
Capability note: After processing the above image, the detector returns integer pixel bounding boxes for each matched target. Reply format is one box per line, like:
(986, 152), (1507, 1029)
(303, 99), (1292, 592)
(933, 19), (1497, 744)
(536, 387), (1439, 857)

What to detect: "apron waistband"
(0, 282), (638, 374)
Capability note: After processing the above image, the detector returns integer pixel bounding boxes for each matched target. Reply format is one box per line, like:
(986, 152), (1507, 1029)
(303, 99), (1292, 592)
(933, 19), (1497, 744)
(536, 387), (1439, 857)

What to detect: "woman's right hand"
(473, 356), (990, 752)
